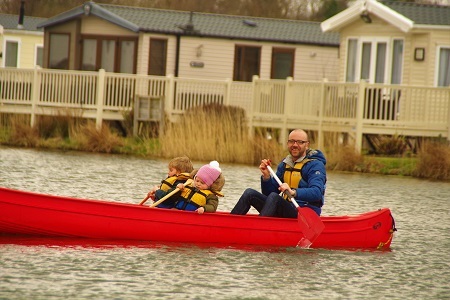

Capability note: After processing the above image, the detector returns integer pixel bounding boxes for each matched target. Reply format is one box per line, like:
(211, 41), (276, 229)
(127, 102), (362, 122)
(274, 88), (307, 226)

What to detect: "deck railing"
(0, 67), (449, 151)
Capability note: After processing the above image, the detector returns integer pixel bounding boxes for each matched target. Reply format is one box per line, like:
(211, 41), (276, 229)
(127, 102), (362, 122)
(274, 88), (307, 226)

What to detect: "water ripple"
(1, 147), (449, 299)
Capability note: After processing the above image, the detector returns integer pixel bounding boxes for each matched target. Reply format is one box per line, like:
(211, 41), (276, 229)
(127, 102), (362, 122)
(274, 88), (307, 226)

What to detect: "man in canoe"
(230, 129), (327, 218)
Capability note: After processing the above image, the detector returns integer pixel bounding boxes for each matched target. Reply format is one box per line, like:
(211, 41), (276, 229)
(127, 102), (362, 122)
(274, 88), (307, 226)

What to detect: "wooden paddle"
(266, 165), (325, 247)
(149, 179), (193, 208)
(139, 195), (151, 205)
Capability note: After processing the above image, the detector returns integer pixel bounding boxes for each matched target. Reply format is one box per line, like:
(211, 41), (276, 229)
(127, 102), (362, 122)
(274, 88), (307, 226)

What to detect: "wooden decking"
(1, 67), (449, 151)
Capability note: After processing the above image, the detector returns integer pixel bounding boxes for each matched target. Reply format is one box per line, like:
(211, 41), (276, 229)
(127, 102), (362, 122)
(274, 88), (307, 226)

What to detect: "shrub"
(10, 122), (39, 147)
(378, 135), (407, 155)
(73, 121), (124, 153)
(366, 134), (408, 155)
(414, 141), (450, 180)
(8, 115), (39, 147)
(327, 145), (364, 172)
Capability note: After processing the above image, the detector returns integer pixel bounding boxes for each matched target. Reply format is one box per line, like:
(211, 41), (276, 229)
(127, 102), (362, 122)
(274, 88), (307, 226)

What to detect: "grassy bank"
(1, 106), (449, 181)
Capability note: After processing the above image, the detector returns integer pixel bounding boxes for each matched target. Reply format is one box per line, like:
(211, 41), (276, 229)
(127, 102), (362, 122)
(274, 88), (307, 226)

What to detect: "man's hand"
(259, 159), (271, 180)
(278, 183), (295, 198)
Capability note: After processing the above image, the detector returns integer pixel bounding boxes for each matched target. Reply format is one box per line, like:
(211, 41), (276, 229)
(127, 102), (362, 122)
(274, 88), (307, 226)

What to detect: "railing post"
(166, 74), (175, 122)
(135, 74), (144, 96)
(133, 95), (139, 137)
(224, 78), (232, 106)
(317, 78), (328, 150)
(280, 77), (293, 144)
(30, 67), (40, 127)
(248, 75), (259, 138)
(96, 69), (105, 130)
(447, 88), (450, 142)
(355, 80), (367, 153)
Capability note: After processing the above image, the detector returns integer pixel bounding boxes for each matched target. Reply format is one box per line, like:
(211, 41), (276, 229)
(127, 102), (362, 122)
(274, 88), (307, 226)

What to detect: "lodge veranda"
(0, 67), (449, 151)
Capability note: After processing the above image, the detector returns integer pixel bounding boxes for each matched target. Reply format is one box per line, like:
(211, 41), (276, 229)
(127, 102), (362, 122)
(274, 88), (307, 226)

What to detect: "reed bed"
(1, 107), (449, 180)
(10, 115), (40, 147)
(160, 104), (285, 165)
(414, 141), (450, 180)
(71, 121), (124, 153)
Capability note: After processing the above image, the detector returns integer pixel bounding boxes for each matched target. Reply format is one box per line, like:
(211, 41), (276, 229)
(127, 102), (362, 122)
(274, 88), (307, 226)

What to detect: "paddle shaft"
(139, 195), (151, 205)
(266, 165), (297, 205)
(266, 165), (325, 246)
(149, 188), (180, 207)
(150, 179), (193, 208)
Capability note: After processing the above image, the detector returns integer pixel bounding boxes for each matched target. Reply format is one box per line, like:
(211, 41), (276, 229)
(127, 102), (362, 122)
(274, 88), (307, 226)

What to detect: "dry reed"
(372, 134), (407, 155)
(320, 132), (364, 171)
(3, 108), (449, 181)
(160, 104), (284, 164)
(36, 109), (83, 139)
(72, 121), (124, 153)
(10, 115), (39, 147)
(414, 141), (450, 180)
(328, 145), (364, 172)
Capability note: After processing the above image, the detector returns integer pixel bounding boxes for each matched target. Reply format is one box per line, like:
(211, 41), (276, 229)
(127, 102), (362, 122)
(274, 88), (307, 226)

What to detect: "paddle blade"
(297, 237), (313, 248)
(296, 206), (325, 245)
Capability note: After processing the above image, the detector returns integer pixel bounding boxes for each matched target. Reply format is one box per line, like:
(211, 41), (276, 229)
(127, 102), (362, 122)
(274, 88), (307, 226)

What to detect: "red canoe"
(0, 187), (396, 250)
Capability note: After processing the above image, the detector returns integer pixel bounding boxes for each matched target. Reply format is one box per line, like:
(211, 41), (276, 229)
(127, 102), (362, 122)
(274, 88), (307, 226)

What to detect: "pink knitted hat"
(196, 161), (221, 187)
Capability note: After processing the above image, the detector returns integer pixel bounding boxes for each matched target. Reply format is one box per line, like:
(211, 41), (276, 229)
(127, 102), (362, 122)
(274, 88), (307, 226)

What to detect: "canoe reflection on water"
(0, 187), (396, 251)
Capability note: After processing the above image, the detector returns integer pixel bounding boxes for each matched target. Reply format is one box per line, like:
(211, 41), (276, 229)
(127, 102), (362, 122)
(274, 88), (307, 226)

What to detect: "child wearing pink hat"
(174, 161), (225, 214)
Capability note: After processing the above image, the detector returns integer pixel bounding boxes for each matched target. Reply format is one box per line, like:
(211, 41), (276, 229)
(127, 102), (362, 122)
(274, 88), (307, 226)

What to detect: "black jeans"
(230, 188), (297, 218)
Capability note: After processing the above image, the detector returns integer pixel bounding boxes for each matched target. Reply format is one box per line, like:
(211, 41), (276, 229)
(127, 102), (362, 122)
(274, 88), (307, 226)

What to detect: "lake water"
(0, 147), (449, 299)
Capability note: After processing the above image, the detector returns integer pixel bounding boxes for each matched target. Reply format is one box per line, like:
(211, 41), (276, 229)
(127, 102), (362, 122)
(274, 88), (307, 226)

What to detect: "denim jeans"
(230, 188), (298, 218)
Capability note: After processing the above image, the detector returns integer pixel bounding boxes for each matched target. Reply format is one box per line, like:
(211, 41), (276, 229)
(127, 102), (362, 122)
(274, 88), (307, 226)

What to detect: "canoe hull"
(0, 187), (395, 249)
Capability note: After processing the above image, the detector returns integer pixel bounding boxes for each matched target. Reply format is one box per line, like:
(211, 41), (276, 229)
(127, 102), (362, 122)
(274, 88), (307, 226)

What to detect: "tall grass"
(414, 141), (450, 180)
(10, 115), (39, 147)
(36, 109), (83, 139)
(321, 132), (364, 172)
(1, 107), (449, 181)
(160, 104), (284, 164)
(71, 121), (124, 153)
(3, 112), (123, 154)
(367, 134), (408, 155)
(326, 145), (364, 172)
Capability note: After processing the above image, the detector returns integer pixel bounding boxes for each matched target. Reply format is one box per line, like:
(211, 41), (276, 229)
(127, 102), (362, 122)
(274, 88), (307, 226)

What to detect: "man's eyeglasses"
(287, 139), (309, 145)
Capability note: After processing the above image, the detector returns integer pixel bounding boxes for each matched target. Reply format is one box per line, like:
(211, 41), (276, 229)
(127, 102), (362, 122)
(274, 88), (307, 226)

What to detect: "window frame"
(34, 43), (44, 68)
(3, 37), (21, 68)
(80, 35), (138, 73)
(48, 32), (70, 70)
(148, 38), (168, 76)
(233, 45), (261, 82)
(80, 38), (98, 71)
(271, 47), (295, 79)
(435, 45), (450, 87)
(345, 37), (404, 84)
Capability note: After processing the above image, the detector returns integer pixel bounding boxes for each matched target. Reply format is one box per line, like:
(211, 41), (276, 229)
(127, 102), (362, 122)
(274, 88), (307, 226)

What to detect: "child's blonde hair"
(168, 156), (194, 173)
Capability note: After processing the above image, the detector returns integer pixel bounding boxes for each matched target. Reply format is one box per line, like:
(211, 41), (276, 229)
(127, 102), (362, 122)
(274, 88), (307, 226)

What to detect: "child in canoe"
(146, 156), (194, 208)
(158, 161), (225, 214)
